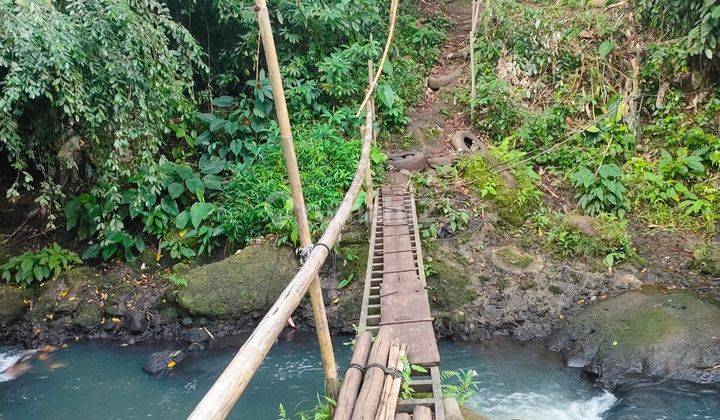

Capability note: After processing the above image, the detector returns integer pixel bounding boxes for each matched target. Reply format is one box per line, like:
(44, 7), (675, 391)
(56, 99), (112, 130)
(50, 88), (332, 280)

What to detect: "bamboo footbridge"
(188, 1), (452, 419)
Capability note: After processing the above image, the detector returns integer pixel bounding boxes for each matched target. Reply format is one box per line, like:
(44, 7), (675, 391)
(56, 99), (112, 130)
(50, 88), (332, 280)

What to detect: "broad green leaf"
(598, 164), (621, 179)
(185, 176), (205, 196)
(212, 96), (236, 108)
(168, 182), (185, 199)
(599, 40), (615, 59)
(175, 210), (190, 230)
(190, 202), (213, 228)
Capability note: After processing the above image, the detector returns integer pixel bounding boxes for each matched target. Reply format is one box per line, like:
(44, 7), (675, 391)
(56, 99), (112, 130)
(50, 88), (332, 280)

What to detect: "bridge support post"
(254, 0), (339, 400)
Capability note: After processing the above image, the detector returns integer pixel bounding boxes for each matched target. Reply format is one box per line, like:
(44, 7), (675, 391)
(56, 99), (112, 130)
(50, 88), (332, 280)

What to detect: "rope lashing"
(348, 362), (402, 378)
(297, 242), (332, 265)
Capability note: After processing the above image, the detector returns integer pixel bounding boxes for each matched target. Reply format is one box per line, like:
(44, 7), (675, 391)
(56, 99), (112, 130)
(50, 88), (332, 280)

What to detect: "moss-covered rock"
(691, 243), (720, 276)
(0, 284), (27, 325)
(490, 245), (542, 273)
(426, 239), (477, 312)
(177, 242), (299, 317)
(73, 302), (102, 330)
(57, 266), (97, 290)
(550, 290), (720, 386)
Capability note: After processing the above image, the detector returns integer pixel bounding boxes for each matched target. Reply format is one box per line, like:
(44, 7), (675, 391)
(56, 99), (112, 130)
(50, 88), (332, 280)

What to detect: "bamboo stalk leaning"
(364, 60), (375, 225)
(374, 339), (400, 420)
(469, 0), (482, 117)
(356, 0), (400, 116)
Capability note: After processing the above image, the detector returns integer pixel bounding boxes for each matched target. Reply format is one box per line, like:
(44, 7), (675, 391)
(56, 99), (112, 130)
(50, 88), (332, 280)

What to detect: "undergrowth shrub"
(542, 213), (636, 268)
(221, 124), (386, 245)
(0, 0), (204, 227)
(1, 244), (81, 287)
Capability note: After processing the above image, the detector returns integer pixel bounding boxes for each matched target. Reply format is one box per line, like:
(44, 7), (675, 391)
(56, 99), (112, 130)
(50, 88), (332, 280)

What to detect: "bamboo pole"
(187, 103), (375, 420)
(335, 332), (374, 420)
(380, 344), (406, 420)
(375, 341), (407, 420)
(252, 0), (339, 400)
(469, 0), (482, 118)
(374, 340), (400, 420)
(363, 60), (375, 225)
(351, 327), (394, 420)
(413, 406), (433, 420)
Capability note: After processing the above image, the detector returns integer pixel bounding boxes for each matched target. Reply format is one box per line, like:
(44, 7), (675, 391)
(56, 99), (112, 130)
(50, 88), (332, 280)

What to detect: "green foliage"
(295, 394), (335, 420)
(624, 97), (720, 232)
(570, 164), (628, 217)
(634, 0), (720, 59)
(221, 124), (381, 245)
(543, 213), (636, 267)
(164, 273), (188, 288)
(441, 369), (480, 406)
(1, 244), (81, 287)
(1, 0), (204, 222)
(400, 354), (428, 399)
(413, 166), (473, 238)
(461, 143), (541, 226)
(466, 76), (524, 141)
(66, 159), (223, 261)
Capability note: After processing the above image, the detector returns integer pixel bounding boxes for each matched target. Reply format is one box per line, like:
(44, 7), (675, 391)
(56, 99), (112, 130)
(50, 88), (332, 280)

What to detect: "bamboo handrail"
(253, 0), (339, 401)
(187, 0), (397, 417)
(355, 0), (400, 117)
(187, 115), (374, 420)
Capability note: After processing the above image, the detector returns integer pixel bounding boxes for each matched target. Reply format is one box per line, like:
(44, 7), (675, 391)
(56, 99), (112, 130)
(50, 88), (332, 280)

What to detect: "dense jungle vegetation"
(2, 0), (720, 283)
(453, 0), (720, 266)
(0, 0), (447, 284)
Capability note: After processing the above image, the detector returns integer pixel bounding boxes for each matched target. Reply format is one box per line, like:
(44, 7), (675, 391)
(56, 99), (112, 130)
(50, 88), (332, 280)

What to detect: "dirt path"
(393, 0), (475, 156)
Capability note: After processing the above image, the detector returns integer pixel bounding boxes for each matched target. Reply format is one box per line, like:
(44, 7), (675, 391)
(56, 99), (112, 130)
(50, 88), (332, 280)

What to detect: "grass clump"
(542, 212), (637, 268)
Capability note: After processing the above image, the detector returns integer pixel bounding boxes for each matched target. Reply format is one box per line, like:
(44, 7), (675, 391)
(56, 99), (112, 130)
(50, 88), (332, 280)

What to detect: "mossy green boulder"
(0, 284), (27, 326)
(550, 290), (720, 386)
(177, 242), (299, 317)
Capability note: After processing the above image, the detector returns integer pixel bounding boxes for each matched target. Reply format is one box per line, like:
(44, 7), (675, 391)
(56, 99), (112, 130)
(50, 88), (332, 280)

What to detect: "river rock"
(691, 243), (720, 276)
(388, 151), (427, 171)
(73, 302), (102, 330)
(612, 273), (642, 290)
(549, 290), (720, 387)
(0, 285), (26, 326)
(125, 309), (147, 334)
(177, 242), (299, 317)
(143, 349), (187, 375)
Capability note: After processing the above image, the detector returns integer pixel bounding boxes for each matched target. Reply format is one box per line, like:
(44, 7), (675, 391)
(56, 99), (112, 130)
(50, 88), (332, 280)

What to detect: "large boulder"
(177, 242), (299, 317)
(0, 285), (27, 326)
(549, 290), (720, 387)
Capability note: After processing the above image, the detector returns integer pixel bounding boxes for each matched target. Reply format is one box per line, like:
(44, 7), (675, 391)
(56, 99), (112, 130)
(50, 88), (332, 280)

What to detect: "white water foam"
(472, 390), (617, 420)
(0, 348), (23, 382)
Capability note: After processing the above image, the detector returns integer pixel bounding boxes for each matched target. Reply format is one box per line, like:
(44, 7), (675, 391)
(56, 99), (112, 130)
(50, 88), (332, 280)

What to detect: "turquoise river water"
(1, 333), (718, 419)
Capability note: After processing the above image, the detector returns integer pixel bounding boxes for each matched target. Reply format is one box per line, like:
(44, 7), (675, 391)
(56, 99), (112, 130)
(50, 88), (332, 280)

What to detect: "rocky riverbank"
(2, 215), (720, 390)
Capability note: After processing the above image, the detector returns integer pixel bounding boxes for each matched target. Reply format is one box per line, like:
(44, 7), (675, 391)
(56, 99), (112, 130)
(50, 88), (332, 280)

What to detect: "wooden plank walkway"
(358, 178), (445, 419)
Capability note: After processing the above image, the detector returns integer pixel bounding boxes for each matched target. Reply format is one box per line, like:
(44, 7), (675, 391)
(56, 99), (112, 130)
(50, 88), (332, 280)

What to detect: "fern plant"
(1, 244), (82, 287)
